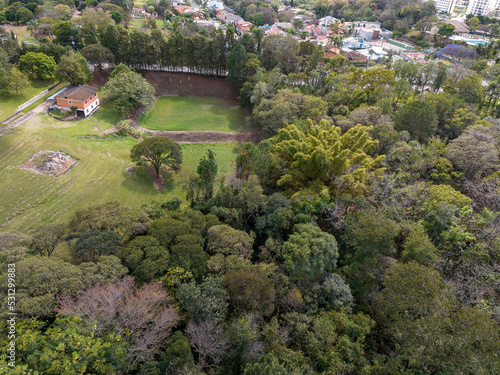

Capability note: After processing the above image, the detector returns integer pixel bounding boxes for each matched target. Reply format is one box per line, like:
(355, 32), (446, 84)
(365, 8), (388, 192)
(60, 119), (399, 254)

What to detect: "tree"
(283, 223), (338, 283)
(303, 311), (374, 373)
(186, 319), (228, 369)
(357, 67), (395, 103)
(446, 125), (500, 179)
(54, 4), (72, 20)
(438, 23), (455, 37)
(223, 267), (276, 317)
(0, 317), (128, 374)
(6, 68), (29, 96)
(55, 53), (93, 85)
(270, 119), (385, 196)
(414, 16), (435, 38)
(261, 34), (299, 74)
(394, 100), (437, 143)
(122, 235), (169, 282)
(466, 16), (480, 31)
(15, 6), (33, 24)
(227, 44), (248, 87)
(80, 44), (115, 72)
(436, 44), (478, 63)
(52, 21), (79, 48)
(28, 223), (66, 257)
(253, 89), (327, 135)
(375, 262), (500, 374)
(318, 273), (353, 310)
(207, 225), (253, 259)
(177, 276), (229, 323)
(196, 149), (218, 201)
(17, 51), (56, 80)
(67, 230), (121, 262)
(57, 276), (180, 368)
(130, 136), (182, 178)
(0, 255), (126, 318)
(68, 201), (149, 238)
(110, 10), (123, 24)
(401, 224), (439, 265)
(101, 69), (156, 117)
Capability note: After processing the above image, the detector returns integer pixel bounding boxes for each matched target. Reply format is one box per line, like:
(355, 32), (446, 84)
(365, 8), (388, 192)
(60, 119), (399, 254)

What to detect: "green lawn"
(0, 80), (56, 122)
(0, 108), (239, 232)
(140, 97), (248, 132)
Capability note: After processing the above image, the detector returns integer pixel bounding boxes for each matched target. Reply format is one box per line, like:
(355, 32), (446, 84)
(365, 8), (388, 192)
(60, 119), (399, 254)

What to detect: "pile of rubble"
(21, 150), (77, 176)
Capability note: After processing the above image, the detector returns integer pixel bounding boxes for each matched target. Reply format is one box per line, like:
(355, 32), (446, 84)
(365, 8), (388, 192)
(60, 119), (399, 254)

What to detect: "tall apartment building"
(433, 0), (458, 13)
(466, 0), (500, 15)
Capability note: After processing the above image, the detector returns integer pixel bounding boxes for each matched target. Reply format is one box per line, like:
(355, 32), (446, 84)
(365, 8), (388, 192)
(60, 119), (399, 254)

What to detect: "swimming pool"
(465, 40), (489, 45)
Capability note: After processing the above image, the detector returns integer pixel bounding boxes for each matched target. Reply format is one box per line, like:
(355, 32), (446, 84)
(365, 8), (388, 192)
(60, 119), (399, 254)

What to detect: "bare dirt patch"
(145, 72), (237, 99)
(143, 129), (263, 144)
(21, 150), (77, 176)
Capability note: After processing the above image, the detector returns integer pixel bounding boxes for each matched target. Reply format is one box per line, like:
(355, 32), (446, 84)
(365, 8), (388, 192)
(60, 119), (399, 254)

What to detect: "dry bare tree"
(57, 276), (180, 368)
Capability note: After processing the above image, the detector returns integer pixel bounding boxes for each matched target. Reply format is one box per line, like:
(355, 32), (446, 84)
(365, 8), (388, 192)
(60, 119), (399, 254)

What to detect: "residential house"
(195, 19), (220, 28)
(265, 28), (285, 35)
(343, 37), (370, 49)
(236, 21), (253, 34)
(341, 49), (367, 62)
(324, 44), (341, 57)
(175, 5), (194, 14)
(55, 85), (99, 118)
(358, 27), (381, 40)
(274, 22), (294, 30)
(318, 16), (339, 27)
(132, 7), (147, 17)
(206, 0), (224, 10)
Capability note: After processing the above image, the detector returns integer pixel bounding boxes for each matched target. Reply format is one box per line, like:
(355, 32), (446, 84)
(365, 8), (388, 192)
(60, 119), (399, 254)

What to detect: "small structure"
(55, 85), (99, 118)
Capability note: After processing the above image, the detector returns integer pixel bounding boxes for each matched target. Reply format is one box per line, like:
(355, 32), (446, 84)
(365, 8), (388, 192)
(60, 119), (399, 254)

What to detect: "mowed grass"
(0, 108), (239, 232)
(141, 96), (247, 132)
(0, 80), (56, 122)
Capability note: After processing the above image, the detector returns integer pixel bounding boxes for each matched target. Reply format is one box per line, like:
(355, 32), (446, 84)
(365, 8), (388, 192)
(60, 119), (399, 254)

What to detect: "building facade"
(55, 86), (99, 118)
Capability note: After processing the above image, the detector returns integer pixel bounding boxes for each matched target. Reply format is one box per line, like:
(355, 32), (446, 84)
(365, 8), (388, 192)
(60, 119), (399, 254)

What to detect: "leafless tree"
(463, 178), (500, 213)
(57, 276), (180, 368)
(186, 319), (228, 369)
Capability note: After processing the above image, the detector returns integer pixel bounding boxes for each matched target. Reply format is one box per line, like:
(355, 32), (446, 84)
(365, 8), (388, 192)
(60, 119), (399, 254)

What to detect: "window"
(85, 100), (88, 104)
(94, 93), (96, 97)
(68, 100), (72, 105)
(89, 96), (92, 101)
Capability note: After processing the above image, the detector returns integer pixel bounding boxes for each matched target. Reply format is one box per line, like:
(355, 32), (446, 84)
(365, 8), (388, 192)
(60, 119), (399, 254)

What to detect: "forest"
(1, 0), (500, 373)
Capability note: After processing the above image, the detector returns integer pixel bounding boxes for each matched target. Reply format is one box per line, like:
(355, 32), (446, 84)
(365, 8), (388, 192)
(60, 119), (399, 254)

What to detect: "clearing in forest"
(140, 96), (249, 133)
(0, 111), (239, 232)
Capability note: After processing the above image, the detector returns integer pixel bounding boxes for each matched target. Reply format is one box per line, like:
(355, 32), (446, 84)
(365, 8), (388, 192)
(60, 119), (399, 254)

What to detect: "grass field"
(0, 80), (56, 122)
(0, 108), (240, 232)
(140, 96), (247, 132)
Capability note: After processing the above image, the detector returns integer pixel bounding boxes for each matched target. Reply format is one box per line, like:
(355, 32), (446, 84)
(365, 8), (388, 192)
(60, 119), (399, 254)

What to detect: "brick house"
(55, 85), (100, 118)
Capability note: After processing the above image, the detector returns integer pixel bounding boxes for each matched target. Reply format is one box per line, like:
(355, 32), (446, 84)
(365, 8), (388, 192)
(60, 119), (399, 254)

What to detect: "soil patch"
(144, 72), (237, 99)
(143, 129), (263, 144)
(21, 150), (77, 176)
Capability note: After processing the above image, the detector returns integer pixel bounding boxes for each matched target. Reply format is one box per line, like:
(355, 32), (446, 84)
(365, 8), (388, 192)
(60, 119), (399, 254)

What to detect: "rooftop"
(55, 86), (97, 101)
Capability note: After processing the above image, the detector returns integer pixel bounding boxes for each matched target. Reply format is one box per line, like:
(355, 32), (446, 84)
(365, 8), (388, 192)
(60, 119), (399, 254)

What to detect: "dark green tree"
(196, 149), (218, 201)
(394, 100), (437, 142)
(55, 53), (93, 85)
(130, 136), (182, 177)
(227, 44), (248, 87)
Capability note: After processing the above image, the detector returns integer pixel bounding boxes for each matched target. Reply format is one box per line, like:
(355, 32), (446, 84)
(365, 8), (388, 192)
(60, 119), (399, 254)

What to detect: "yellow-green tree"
(270, 119), (385, 197)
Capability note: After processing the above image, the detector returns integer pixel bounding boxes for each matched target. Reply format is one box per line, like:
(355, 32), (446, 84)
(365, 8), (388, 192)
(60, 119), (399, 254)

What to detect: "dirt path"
(143, 129), (263, 144)
(0, 100), (50, 136)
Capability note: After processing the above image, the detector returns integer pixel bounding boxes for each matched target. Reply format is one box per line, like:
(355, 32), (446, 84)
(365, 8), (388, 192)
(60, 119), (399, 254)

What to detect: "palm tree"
(28, 19), (39, 40)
